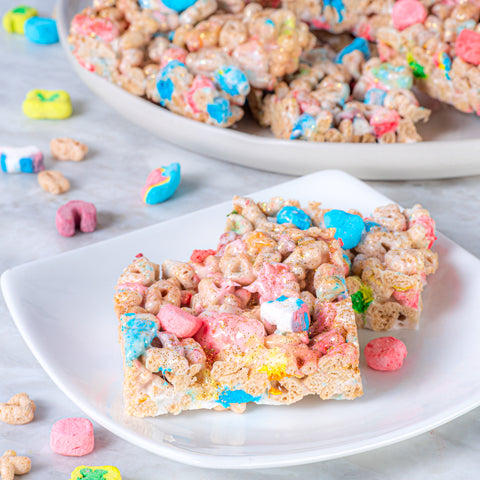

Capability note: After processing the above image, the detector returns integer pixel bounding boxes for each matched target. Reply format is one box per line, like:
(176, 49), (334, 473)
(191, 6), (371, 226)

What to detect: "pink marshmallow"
(392, 0), (427, 31)
(311, 330), (345, 355)
(455, 29), (480, 66)
(393, 289), (420, 309)
(157, 304), (203, 338)
(364, 336), (407, 371)
(194, 311), (265, 353)
(56, 200), (97, 237)
(50, 417), (94, 456)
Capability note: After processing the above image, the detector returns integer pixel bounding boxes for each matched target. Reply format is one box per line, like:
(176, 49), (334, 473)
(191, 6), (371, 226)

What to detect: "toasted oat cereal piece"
(38, 170), (70, 194)
(114, 196), (363, 416)
(50, 138), (88, 162)
(0, 393), (35, 425)
(0, 450), (31, 480)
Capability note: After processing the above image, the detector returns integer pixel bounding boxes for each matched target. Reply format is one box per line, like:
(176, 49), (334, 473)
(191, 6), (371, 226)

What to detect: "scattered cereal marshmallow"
(50, 137), (88, 162)
(2, 6), (38, 34)
(55, 200), (97, 237)
(24, 17), (58, 44)
(364, 336), (407, 371)
(69, 466), (122, 480)
(157, 304), (203, 338)
(324, 210), (365, 249)
(0, 146), (44, 173)
(455, 29), (480, 66)
(391, 0), (427, 31)
(23, 89), (72, 120)
(277, 206), (312, 230)
(0, 450), (31, 479)
(0, 393), (36, 425)
(141, 162), (181, 205)
(260, 296), (310, 333)
(50, 418), (94, 457)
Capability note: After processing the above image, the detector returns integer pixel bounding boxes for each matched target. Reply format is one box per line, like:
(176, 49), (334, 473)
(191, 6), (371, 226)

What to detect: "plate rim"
(3, 168), (480, 469)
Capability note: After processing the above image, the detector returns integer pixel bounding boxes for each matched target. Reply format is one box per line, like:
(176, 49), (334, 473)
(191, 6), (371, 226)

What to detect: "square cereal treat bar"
(113, 196), (363, 416)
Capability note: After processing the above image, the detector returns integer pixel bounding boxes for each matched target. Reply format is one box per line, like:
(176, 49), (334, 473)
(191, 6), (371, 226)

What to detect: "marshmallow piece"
(455, 29), (480, 66)
(277, 206), (312, 230)
(157, 304), (203, 338)
(391, 0), (427, 31)
(194, 311), (265, 352)
(160, 0), (196, 12)
(24, 17), (59, 44)
(364, 336), (407, 371)
(2, 6), (38, 34)
(22, 89), (72, 120)
(260, 296), (310, 333)
(69, 465), (122, 480)
(214, 66), (250, 97)
(0, 146), (44, 173)
(50, 418), (94, 456)
(369, 107), (401, 137)
(55, 200), (97, 237)
(141, 163), (181, 205)
(324, 210), (365, 249)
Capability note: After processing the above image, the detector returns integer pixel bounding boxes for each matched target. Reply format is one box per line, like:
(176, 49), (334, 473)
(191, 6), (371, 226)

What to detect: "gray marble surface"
(1, 0), (480, 478)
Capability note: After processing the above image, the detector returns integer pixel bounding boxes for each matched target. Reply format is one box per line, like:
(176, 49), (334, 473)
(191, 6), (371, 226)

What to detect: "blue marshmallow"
(336, 37), (370, 64)
(24, 17), (58, 44)
(161, 0), (197, 12)
(277, 206), (312, 230)
(324, 209), (365, 249)
(214, 66), (250, 97)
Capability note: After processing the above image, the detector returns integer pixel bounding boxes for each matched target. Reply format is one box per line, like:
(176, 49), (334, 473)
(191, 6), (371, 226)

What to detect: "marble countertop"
(1, 0), (480, 478)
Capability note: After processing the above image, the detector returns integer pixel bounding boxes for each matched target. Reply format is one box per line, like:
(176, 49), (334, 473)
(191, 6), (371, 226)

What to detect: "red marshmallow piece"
(50, 417), (94, 456)
(364, 336), (407, 371)
(392, 0), (427, 31)
(455, 29), (480, 66)
(190, 249), (216, 263)
(158, 304), (203, 338)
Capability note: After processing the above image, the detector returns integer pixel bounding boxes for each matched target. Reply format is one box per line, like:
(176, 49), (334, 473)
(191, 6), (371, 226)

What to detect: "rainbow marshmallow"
(141, 162), (181, 205)
(0, 146), (44, 173)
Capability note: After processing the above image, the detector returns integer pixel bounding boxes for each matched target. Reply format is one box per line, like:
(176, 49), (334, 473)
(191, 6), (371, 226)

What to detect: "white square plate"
(2, 170), (480, 469)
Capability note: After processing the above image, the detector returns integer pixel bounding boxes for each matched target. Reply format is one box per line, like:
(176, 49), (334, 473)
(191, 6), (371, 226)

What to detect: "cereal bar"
(114, 197), (363, 416)
(288, 0), (480, 115)
(251, 40), (430, 142)
(69, 1), (315, 127)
